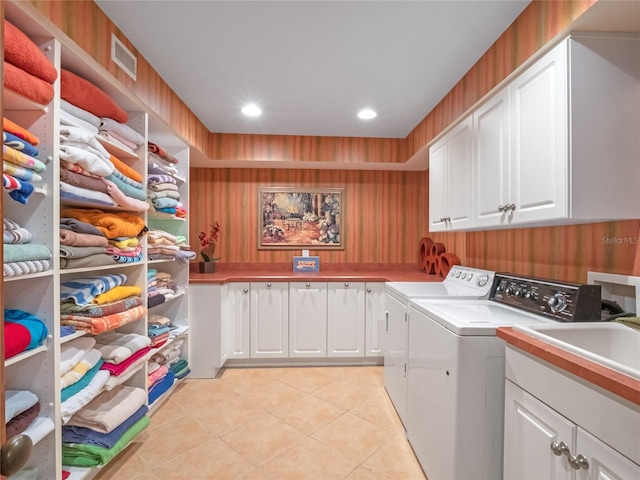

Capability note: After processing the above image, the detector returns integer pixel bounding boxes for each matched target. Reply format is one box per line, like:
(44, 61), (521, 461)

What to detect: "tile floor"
(94, 366), (427, 479)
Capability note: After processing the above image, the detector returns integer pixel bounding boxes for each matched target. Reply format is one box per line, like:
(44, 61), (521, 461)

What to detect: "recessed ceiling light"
(357, 108), (377, 120)
(241, 104), (262, 117)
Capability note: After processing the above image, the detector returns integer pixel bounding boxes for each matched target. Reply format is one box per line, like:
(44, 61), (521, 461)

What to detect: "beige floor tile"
(98, 367), (424, 480)
(238, 466), (273, 479)
(147, 398), (188, 430)
(136, 416), (215, 465)
(241, 379), (307, 411)
(93, 442), (150, 480)
(170, 378), (238, 409)
(217, 369), (276, 394)
(131, 471), (161, 480)
(222, 412), (306, 465)
(342, 368), (385, 390)
(311, 379), (377, 410)
(262, 436), (358, 479)
(272, 394), (345, 435)
(344, 466), (385, 480)
(197, 395), (268, 436)
(312, 412), (389, 464)
(363, 434), (427, 480)
(349, 390), (405, 434)
(278, 367), (337, 393)
(152, 437), (255, 479)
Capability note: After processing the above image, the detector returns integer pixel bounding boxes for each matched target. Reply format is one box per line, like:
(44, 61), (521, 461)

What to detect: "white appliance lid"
(386, 281), (481, 301)
(409, 299), (551, 336)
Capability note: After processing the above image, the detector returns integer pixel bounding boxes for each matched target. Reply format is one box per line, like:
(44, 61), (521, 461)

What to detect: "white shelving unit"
(2, 2), (191, 478)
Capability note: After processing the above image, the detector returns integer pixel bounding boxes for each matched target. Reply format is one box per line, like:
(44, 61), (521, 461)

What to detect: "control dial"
(476, 275), (490, 287)
(547, 293), (567, 313)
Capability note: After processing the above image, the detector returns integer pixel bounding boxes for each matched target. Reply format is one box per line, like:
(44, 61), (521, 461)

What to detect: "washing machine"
(384, 266), (494, 428)
(406, 273), (601, 480)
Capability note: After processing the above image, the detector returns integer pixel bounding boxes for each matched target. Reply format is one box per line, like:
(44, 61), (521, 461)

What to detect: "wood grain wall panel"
(207, 133), (407, 165)
(190, 168), (428, 264)
(463, 221), (640, 283)
(405, 0), (596, 158)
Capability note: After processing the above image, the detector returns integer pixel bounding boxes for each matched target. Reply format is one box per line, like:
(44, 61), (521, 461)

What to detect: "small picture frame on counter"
(293, 256), (320, 272)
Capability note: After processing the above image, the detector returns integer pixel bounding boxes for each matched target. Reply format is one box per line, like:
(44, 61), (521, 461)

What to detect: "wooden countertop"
(190, 269), (442, 284)
(497, 327), (640, 406)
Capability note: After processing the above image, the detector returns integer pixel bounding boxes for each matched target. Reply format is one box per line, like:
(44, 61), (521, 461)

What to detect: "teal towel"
(3, 244), (51, 263)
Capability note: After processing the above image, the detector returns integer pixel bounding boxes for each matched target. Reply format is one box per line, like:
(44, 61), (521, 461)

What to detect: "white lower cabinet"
(224, 282), (251, 359)
(504, 379), (640, 480)
(250, 282), (289, 358)
(289, 282), (328, 357)
(364, 282), (385, 357)
(192, 280), (386, 369)
(383, 292), (408, 426)
(327, 282), (366, 357)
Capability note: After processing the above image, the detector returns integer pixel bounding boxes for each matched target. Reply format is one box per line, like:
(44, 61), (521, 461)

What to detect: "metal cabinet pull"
(568, 454), (589, 470)
(306, 283), (311, 288)
(367, 288), (372, 293)
(267, 283), (272, 288)
(385, 311), (389, 331)
(243, 288), (248, 293)
(550, 441), (570, 457)
(344, 282), (349, 287)
(1, 435), (33, 476)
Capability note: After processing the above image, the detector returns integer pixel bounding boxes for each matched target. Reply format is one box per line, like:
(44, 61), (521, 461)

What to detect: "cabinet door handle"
(385, 311), (389, 332)
(243, 288), (248, 293)
(306, 283), (311, 288)
(344, 282), (349, 287)
(508, 203), (516, 211)
(498, 204), (506, 212)
(550, 441), (570, 457)
(367, 288), (372, 293)
(267, 283), (272, 288)
(1, 435), (33, 476)
(568, 453), (589, 470)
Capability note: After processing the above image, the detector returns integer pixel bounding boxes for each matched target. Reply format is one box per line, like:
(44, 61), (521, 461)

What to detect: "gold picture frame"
(258, 187), (343, 250)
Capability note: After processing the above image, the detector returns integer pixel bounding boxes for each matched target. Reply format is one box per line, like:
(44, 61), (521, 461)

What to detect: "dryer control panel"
(489, 273), (601, 322)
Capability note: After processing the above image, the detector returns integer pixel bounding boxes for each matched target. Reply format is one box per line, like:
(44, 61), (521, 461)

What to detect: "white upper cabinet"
(473, 88), (510, 227)
(428, 116), (473, 232)
(439, 33), (640, 231)
(509, 41), (568, 224)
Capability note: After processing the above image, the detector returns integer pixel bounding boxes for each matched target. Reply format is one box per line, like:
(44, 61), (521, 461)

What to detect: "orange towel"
(4, 20), (57, 83)
(60, 208), (146, 240)
(61, 69), (128, 124)
(4, 61), (54, 105)
(3, 117), (40, 146)
(110, 155), (142, 183)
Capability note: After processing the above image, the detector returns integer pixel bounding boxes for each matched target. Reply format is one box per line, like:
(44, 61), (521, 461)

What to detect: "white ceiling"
(94, 0), (531, 139)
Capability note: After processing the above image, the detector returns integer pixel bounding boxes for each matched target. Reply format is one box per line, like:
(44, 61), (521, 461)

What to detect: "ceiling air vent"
(111, 33), (137, 81)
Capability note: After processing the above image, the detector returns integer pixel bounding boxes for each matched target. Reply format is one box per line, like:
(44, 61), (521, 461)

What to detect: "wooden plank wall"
(190, 168), (429, 265)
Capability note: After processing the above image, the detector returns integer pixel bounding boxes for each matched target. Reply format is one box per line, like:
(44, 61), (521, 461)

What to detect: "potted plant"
(198, 221), (220, 273)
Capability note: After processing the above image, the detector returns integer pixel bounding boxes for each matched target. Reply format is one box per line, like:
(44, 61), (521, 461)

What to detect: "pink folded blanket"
(4, 20), (57, 83)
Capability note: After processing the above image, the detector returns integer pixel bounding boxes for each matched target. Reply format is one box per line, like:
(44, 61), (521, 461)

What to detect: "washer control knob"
(467, 273), (473, 281)
(477, 275), (490, 287)
(547, 293), (567, 312)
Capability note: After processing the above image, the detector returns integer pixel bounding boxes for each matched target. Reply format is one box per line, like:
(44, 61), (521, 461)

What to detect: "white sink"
(513, 322), (640, 380)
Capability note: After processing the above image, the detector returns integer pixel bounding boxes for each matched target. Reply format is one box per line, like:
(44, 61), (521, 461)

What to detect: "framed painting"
(259, 187), (343, 249)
